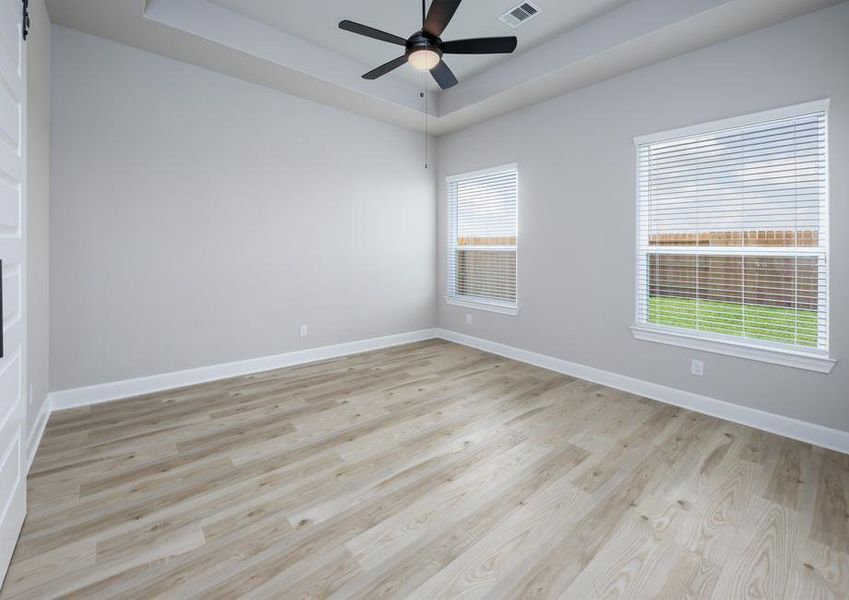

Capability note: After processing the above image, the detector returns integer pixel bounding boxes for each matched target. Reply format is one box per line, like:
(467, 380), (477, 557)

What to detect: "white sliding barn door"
(0, 0), (26, 587)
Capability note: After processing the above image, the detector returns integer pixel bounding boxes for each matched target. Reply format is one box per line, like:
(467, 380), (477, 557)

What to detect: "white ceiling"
(205, 0), (633, 86)
(45, 0), (843, 135)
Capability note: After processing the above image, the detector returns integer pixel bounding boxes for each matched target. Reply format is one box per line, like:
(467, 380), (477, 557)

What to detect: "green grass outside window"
(648, 296), (818, 348)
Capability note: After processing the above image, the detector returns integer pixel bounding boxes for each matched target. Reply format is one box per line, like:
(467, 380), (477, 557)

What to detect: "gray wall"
(437, 3), (849, 433)
(49, 26), (437, 391)
(26, 0), (50, 439)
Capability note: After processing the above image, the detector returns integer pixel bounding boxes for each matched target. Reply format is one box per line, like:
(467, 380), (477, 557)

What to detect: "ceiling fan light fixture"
(408, 49), (441, 71)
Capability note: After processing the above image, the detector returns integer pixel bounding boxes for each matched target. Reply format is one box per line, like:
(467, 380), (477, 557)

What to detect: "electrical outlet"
(299, 324), (309, 337)
(28, 383), (34, 405)
(691, 359), (704, 376)
(466, 313), (472, 326)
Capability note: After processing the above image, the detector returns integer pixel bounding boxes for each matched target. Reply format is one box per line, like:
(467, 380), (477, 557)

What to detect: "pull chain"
(421, 74), (429, 169)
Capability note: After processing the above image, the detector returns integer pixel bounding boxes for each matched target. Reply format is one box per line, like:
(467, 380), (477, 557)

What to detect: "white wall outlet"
(466, 313), (473, 326)
(28, 383), (34, 405)
(691, 359), (704, 376)
(299, 324), (309, 337)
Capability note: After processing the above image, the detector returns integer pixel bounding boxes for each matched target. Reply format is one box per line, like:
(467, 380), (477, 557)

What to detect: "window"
(633, 101), (834, 373)
(447, 165), (518, 315)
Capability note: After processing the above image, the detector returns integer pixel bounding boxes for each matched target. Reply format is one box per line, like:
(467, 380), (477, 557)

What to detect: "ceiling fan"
(339, 0), (518, 90)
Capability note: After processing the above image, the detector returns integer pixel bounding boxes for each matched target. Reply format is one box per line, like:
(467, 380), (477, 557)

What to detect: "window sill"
(630, 325), (835, 373)
(446, 296), (519, 316)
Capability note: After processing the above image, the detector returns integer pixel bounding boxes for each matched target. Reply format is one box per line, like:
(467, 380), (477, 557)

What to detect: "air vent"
(499, 2), (540, 28)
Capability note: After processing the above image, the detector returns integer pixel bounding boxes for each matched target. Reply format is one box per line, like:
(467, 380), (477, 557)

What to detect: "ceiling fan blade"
(362, 56), (408, 80)
(441, 36), (518, 54)
(430, 60), (458, 90)
(339, 20), (407, 46)
(423, 0), (462, 37)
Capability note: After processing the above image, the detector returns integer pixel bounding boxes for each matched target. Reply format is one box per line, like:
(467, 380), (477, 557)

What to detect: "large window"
(633, 101), (834, 372)
(447, 165), (518, 315)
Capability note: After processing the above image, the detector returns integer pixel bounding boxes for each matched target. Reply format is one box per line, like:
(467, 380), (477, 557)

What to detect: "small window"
(633, 101), (833, 372)
(447, 165), (518, 315)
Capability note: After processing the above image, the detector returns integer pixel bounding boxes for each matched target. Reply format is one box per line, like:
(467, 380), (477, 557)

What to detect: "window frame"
(445, 163), (520, 316)
(631, 100), (835, 373)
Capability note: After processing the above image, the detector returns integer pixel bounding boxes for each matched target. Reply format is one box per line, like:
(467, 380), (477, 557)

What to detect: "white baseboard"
(49, 329), (438, 411)
(436, 328), (849, 455)
(25, 398), (51, 474)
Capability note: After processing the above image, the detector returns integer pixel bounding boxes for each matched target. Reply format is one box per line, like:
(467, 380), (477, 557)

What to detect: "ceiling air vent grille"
(499, 2), (540, 28)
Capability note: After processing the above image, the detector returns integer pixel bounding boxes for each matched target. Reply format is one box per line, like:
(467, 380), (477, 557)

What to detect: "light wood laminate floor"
(2, 340), (848, 599)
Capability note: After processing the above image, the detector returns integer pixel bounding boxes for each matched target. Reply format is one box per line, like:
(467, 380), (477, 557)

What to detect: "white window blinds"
(636, 103), (829, 355)
(447, 165), (518, 313)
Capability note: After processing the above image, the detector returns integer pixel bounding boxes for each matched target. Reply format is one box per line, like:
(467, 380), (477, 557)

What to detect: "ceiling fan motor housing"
(406, 32), (443, 60)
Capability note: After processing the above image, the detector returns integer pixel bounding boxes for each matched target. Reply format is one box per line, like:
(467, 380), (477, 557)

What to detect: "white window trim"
(445, 162), (519, 183)
(446, 163), (519, 317)
(633, 99), (830, 145)
(631, 325), (835, 373)
(632, 100), (835, 373)
(445, 296), (520, 316)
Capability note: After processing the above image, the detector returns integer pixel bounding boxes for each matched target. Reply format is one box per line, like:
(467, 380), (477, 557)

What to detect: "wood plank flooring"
(2, 340), (847, 599)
